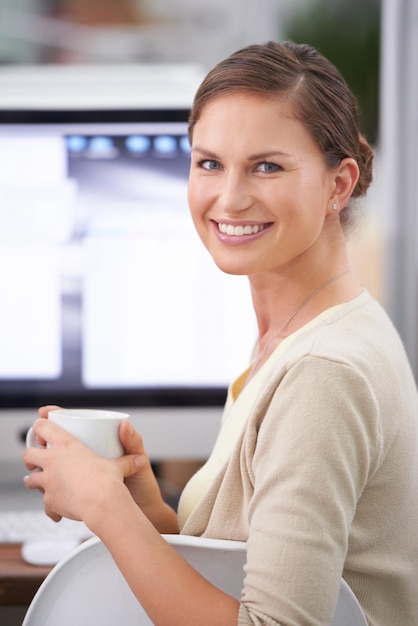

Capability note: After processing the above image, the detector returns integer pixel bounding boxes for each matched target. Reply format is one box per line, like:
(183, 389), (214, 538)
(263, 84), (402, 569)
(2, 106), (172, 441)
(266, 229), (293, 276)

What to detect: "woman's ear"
(328, 157), (360, 213)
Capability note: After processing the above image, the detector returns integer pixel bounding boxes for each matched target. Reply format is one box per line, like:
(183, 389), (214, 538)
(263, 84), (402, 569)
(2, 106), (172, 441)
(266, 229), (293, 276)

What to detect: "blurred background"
(0, 0), (417, 485)
(0, 0), (380, 134)
(0, 0), (380, 148)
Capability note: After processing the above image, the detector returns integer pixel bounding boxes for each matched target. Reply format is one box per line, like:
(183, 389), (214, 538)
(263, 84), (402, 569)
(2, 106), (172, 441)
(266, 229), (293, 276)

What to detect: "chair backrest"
(22, 534), (367, 626)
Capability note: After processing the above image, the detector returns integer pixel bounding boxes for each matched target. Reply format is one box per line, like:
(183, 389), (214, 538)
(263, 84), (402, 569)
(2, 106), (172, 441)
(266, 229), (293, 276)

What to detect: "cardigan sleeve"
(238, 354), (381, 626)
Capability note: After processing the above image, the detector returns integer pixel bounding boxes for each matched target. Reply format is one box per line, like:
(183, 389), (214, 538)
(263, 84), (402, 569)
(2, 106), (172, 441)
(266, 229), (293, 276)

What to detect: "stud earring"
(332, 202), (338, 211)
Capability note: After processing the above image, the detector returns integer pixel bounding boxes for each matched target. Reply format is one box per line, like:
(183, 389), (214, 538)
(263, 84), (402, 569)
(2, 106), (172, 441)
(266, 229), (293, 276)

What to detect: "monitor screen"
(0, 109), (256, 409)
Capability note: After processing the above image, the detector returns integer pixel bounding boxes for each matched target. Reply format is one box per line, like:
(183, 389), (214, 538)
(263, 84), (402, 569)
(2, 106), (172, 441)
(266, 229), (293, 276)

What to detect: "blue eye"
(258, 161), (281, 173)
(197, 159), (221, 171)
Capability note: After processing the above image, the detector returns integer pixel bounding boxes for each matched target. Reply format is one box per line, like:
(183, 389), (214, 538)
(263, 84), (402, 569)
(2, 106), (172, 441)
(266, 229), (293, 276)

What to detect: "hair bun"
(353, 134), (374, 198)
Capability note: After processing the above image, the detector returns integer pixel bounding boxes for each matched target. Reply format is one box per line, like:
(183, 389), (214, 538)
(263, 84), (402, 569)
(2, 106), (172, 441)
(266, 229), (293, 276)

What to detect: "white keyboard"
(0, 509), (94, 543)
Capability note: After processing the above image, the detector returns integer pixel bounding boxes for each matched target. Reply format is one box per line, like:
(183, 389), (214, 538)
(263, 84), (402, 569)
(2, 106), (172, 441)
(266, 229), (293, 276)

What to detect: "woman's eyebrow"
(248, 150), (294, 160)
(191, 147), (294, 160)
(190, 146), (219, 158)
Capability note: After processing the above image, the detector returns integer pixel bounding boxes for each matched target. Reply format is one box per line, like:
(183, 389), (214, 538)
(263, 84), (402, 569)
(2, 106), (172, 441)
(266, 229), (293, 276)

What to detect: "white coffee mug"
(26, 408), (130, 459)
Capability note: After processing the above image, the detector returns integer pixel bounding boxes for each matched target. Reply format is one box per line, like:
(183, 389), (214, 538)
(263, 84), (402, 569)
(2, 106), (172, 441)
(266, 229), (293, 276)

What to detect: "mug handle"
(25, 426), (46, 472)
(26, 426), (41, 449)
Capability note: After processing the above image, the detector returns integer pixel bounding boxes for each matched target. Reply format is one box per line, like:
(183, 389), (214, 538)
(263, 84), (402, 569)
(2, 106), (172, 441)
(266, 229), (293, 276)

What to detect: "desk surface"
(0, 544), (51, 606)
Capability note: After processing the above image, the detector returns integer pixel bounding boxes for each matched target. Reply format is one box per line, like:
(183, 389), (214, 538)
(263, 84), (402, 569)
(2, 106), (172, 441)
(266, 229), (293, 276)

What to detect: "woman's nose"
(218, 173), (254, 214)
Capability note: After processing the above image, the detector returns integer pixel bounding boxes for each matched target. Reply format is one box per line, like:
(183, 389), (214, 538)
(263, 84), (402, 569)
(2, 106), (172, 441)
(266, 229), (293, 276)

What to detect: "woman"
(24, 41), (418, 625)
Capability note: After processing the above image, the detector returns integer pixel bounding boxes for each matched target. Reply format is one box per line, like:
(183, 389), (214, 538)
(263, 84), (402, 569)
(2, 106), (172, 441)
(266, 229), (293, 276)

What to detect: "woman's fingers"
(23, 443), (48, 473)
(23, 473), (62, 522)
(23, 469), (44, 490)
(117, 421), (149, 478)
(31, 417), (69, 447)
(38, 404), (61, 419)
(24, 419), (76, 474)
(118, 420), (147, 456)
(116, 452), (146, 479)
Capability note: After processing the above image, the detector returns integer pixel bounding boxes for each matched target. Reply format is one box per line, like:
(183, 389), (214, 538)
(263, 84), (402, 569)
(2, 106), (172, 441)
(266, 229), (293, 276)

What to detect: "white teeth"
(218, 223), (264, 236)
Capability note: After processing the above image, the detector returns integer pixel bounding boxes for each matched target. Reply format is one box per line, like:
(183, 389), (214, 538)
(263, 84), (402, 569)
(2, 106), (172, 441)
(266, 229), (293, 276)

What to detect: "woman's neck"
(246, 266), (362, 382)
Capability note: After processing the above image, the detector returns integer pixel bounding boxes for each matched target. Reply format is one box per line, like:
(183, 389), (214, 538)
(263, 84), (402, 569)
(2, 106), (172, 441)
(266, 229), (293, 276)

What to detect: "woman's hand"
(118, 421), (179, 533)
(23, 414), (142, 527)
(24, 405), (178, 533)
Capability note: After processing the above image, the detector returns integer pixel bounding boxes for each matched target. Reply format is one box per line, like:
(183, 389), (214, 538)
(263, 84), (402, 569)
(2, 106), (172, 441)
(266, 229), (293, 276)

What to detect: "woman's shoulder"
(287, 289), (407, 370)
(253, 289), (417, 430)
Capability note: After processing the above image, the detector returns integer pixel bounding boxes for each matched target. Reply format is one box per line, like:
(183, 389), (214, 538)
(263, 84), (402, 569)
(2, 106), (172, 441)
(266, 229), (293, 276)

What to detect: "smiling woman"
(188, 92), (359, 286)
(24, 41), (418, 626)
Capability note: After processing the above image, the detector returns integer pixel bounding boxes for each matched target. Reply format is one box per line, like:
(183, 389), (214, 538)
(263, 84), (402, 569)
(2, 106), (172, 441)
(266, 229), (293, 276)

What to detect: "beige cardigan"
(180, 291), (418, 626)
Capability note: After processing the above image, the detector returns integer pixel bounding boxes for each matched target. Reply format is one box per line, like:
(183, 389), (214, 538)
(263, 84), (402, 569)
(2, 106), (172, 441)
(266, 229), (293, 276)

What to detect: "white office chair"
(22, 534), (367, 626)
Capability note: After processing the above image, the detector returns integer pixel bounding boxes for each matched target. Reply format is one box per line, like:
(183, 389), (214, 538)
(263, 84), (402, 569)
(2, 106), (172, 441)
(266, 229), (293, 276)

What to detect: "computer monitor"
(0, 102), (256, 413)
